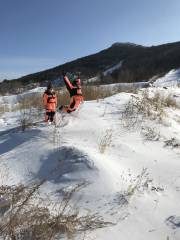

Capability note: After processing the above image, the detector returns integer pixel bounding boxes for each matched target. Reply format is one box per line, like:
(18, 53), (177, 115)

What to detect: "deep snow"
(1, 84), (180, 239)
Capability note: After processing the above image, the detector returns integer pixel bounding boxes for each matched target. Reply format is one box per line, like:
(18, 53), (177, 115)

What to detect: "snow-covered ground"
(0, 87), (45, 106)
(154, 69), (180, 87)
(0, 84), (180, 239)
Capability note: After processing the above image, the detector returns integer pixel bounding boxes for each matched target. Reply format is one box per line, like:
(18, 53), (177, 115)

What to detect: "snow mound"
(154, 69), (180, 87)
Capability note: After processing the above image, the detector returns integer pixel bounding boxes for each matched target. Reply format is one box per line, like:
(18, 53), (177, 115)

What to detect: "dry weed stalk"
(121, 89), (179, 129)
(0, 181), (111, 240)
(99, 129), (113, 154)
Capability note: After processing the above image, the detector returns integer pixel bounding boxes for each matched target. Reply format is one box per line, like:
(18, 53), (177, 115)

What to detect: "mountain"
(1, 41), (180, 94)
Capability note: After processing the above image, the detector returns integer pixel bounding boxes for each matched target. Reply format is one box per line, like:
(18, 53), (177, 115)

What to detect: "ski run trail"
(1, 84), (180, 239)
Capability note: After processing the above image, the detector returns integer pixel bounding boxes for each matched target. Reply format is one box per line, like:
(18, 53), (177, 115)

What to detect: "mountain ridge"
(1, 41), (180, 94)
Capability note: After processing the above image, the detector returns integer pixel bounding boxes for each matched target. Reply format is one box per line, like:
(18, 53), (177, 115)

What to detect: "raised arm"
(63, 75), (74, 90)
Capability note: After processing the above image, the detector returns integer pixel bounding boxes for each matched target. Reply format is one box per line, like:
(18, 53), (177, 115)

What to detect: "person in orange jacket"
(59, 72), (84, 113)
(43, 83), (57, 122)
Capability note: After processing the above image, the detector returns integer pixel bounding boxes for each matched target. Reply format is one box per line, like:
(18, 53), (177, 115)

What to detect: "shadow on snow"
(0, 129), (41, 155)
(34, 146), (96, 184)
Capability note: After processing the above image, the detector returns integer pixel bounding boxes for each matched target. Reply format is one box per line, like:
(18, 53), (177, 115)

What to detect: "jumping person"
(59, 71), (84, 113)
(43, 83), (57, 123)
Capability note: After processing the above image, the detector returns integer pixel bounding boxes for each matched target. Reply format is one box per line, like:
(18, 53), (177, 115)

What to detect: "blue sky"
(0, 0), (180, 80)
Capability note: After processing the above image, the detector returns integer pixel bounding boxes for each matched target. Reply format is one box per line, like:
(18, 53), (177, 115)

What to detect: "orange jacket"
(43, 89), (57, 111)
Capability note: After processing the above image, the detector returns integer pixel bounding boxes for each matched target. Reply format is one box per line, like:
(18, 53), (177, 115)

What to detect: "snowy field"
(0, 73), (180, 239)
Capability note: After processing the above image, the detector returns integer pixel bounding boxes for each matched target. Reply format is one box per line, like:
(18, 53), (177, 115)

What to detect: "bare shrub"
(0, 182), (111, 240)
(121, 90), (178, 129)
(119, 168), (164, 205)
(18, 97), (33, 131)
(164, 138), (180, 148)
(29, 93), (44, 118)
(99, 129), (113, 154)
(17, 93), (45, 130)
(125, 168), (163, 197)
(141, 126), (160, 141)
(23, 94), (44, 110)
(121, 95), (144, 130)
(152, 91), (178, 109)
(139, 90), (165, 119)
(125, 168), (152, 197)
(9, 93), (44, 114)
(164, 94), (178, 108)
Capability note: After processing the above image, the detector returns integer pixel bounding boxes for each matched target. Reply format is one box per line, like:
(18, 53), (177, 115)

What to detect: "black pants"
(46, 111), (55, 122)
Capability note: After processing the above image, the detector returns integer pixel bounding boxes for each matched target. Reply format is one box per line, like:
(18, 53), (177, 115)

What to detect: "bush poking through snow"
(164, 138), (180, 149)
(0, 182), (111, 240)
(121, 90), (179, 129)
(121, 95), (143, 129)
(117, 169), (164, 207)
(18, 97), (33, 131)
(125, 168), (153, 197)
(124, 168), (164, 198)
(141, 126), (160, 141)
(16, 94), (45, 131)
(99, 129), (113, 154)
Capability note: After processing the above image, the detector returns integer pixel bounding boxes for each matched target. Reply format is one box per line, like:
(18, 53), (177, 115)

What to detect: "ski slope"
(103, 61), (123, 76)
(0, 86), (180, 239)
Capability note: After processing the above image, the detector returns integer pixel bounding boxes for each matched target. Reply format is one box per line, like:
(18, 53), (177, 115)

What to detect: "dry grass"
(118, 168), (164, 206)
(0, 105), (7, 114)
(99, 129), (113, 154)
(53, 85), (121, 108)
(163, 94), (178, 108)
(0, 84), (138, 119)
(141, 126), (160, 141)
(121, 90), (179, 129)
(8, 94), (44, 131)
(0, 182), (111, 240)
(164, 137), (180, 148)
(20, 94), (43, 110)
(125, 168), (152, 197)
(82, 85), (138, 101)
(18, 96), (35, 131)
(56, 88), (69, 106)
(82, 86), (115, 101)
(1, 93), (44, 113)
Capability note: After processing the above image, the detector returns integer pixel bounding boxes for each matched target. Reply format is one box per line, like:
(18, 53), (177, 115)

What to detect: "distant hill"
(1, 41), (180, 94)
